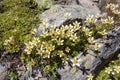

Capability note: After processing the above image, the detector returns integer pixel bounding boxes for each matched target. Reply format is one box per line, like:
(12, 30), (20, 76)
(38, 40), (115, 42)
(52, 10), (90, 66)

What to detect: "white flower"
(24, 41), (34, 54)
(98, 29), (107, 35)
(64, 12), (71, 18)
(101, 19), (107, 24)
(42, 19), (49, 29)
(62, 57), (68, 63)
(94, 43), (101, 51)
(65, 47), (70, 53)
(31, 28), (37, 35)
(71, 57), (82, 67)
(85, 15), (94, 23)
(57, 39), (64, 45)
(107, 16), (114, 24)
(58, 50), (64, 57)
(105, 67), (112, 74)
(43, 50), (50, 58)
(88, 37), (94, 44)
(87, 73), (93, 80)
(114, 66), (120, 74)
(70, 33), (78, 42)
(82, 27), (92, 36)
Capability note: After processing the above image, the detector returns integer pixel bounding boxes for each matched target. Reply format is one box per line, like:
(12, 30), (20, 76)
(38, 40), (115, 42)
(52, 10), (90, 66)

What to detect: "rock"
(57, 28), (120, 80)
(39, 78), (47, 80)
(0, 0), (3, 2)
(0, 64), (7, 80)
(54, 0), (76, 5)
(38, 4), (100, 35)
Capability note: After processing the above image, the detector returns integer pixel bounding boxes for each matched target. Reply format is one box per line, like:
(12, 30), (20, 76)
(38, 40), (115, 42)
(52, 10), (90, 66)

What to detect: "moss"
(0, 0), (40, 53)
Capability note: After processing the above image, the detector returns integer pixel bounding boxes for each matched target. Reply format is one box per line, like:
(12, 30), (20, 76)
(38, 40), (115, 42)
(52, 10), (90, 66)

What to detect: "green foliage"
(0, 0), (40, 53)
(38, 0), (53, 10)
(8, 72), (18, 80)
(96, 54), (120, 80)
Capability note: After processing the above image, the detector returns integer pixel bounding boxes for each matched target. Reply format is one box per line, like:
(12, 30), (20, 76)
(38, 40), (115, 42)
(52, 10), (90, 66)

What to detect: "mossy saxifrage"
(24, 11), (116, 79)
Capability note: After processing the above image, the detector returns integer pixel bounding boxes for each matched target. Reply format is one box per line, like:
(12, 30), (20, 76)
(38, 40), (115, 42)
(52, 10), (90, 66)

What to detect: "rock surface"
(38, 4), (100, 35)
(57, 28), (120, 80)
(0, 64), (7, 80)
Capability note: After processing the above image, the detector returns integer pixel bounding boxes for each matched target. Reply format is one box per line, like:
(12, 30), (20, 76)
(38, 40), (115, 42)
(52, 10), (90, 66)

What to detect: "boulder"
(38, 4), (100, 35)
(57, 28), (120, 80)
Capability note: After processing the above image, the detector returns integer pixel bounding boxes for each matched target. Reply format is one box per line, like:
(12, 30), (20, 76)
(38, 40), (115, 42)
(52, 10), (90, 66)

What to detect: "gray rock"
(38, 4), (100, 35)
(0, 64), (7, 80)
(57, 28), (120, 80)
(39, 78), (47, 80)
(0, 0), (3, 2)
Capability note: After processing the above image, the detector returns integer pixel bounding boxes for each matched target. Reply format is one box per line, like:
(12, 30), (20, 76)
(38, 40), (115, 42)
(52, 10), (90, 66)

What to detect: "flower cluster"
(85, 15), (97, 24)
(24, 12), (114, 78)
(101, 16), (114, 24)
(105, 66), (120, 75)
(4, 36), (14, 46)
(25, 37), (40, 54)
(106, 3), (120, 15)
(3, 36), (19, 53)
(82, 27), (92, 36)
(25, 18), (82, 66)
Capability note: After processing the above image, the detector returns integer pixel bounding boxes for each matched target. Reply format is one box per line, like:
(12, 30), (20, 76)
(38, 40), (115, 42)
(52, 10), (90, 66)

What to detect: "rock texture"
(38, 4), (100, 35)
(0, 64), (7, 80)
(57, 28), (120, 80)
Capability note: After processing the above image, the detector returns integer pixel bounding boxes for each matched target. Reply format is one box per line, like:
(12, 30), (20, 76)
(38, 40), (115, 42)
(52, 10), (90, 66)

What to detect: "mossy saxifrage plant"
(23, 11), (115, 79)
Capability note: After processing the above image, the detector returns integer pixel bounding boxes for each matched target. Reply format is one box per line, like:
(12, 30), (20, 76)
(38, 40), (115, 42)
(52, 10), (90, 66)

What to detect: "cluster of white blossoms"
(24, 37), (40, 54)
(85, 15), (97, 24)
(85, 14), (114, 25)
(101, 16), (114, 24)
(83, 15), (103, 51)
(82, 27), (92, 36)
(24, 12), (114, 71)
(24, 14), (82, 64)
(41, 20), (80, 43)
(105, 66), (120, 75)
(4, 36), (14, 45)
(106, 3), (120, 15)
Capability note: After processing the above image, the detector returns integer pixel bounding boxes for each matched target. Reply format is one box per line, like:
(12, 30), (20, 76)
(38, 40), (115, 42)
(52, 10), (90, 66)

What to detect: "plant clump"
(23, 12), (115, 79)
